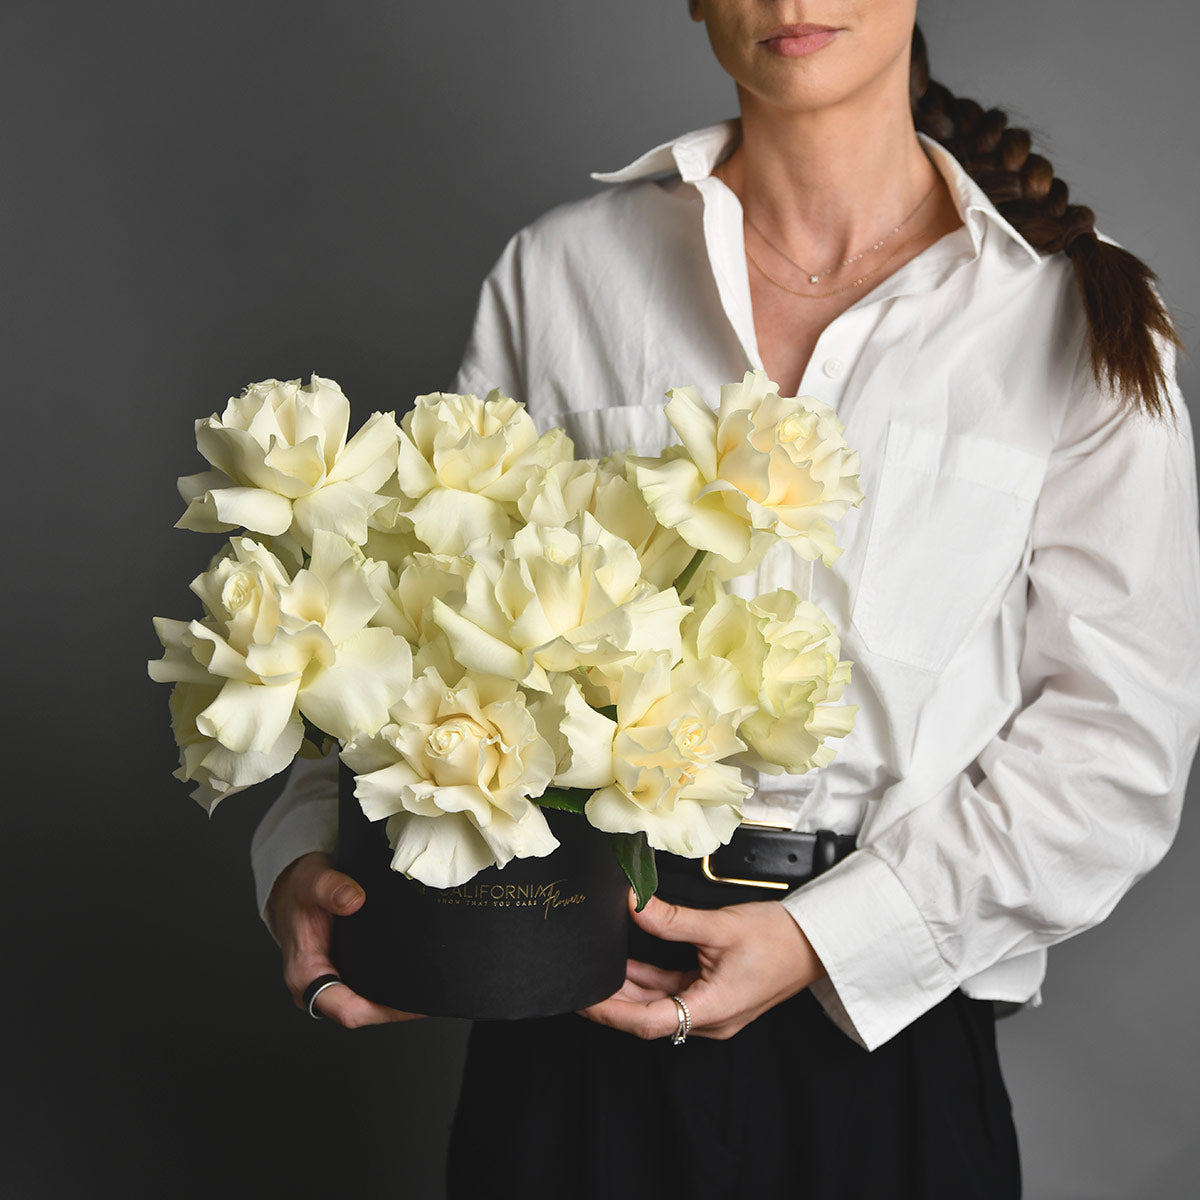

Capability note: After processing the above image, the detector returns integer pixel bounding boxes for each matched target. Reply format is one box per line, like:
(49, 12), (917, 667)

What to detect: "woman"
(256, 3), (1200, 1196)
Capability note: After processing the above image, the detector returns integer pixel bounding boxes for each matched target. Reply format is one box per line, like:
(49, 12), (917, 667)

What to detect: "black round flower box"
(332, 762), (630, 1020)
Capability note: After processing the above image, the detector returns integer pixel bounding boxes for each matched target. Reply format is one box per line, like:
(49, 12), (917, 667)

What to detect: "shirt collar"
(591, 119), (742, 187)
(591, 120), (1040, 266)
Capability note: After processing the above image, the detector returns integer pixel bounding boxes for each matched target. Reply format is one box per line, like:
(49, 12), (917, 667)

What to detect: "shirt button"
(822, 357), (845, 380)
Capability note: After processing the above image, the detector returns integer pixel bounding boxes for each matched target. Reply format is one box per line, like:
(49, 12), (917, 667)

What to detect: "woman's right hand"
(266, 851), (425, 1029)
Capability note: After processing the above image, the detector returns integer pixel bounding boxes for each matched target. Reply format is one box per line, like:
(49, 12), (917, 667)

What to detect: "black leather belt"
(630, 820), (857, 970)
(704, 819), (857, 889)
(654, 819), (857, 908)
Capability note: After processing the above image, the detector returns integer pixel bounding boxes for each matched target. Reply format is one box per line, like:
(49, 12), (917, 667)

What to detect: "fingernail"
(333, 884), (361, 908)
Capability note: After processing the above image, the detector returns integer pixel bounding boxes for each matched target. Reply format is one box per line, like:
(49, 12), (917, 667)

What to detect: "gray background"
(3, 2), (1196, 1197)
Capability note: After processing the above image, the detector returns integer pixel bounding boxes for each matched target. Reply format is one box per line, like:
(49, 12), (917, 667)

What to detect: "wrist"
(777, 901), (829, 987)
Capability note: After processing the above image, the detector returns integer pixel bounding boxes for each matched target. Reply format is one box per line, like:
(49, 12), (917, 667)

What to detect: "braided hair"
(910, 25), (1180, 418)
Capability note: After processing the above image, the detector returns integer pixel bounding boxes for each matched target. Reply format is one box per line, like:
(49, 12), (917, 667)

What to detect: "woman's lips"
(761, 24), (839, 57)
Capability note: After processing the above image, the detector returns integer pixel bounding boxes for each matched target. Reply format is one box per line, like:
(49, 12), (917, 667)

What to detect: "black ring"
(301, 973), (343, 1020)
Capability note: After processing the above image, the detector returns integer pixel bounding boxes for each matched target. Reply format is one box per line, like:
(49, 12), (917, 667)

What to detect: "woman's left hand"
(578, 892), (827, 1040)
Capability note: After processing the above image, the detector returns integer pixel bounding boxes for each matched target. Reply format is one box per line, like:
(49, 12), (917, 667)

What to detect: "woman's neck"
(718, 82), (940, 269)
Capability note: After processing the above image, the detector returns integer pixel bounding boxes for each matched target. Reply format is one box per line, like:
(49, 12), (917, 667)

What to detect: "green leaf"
(595, 704), (617, 721)
(670, 548), (708, 598)
(608, 831), (657, 911)
(534, 787), (589, 814)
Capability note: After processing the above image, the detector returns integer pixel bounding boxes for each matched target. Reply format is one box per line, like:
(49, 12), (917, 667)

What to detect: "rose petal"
(326, 410), (399, 485)
(638, 458), (751, 563)
(186, 709), (305, 811)
(264, 434), (326, 490)
(407, 488), (512, 556)
(430, 597), (529, 681)
(553, 685), (617, 789)
(299, 626), (413, 742)
(473, 803), (559, 867)
(196, 677), (301, 755)
(663, 387), (719, 480)
(293, 481), (387, 547)
(384, 810), (500, 889)
(349, 759), (426, 821)
(177, 486), (295, 537)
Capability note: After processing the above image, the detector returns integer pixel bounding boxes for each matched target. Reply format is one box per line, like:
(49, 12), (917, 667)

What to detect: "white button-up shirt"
(252, 121), (1200, 1051)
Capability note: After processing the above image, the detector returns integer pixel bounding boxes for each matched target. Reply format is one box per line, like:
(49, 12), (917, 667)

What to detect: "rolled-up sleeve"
(786, 371), (1200, 1050)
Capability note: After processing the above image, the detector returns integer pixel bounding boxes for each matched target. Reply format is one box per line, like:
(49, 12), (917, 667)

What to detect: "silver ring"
(669, 994), (691, 1045)
(303, 974), (345, 1020)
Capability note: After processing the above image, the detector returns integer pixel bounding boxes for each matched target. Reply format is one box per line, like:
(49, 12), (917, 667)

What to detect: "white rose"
(518, 455), (696, 593)
(636, 370), (863, 569)
(341, 667), (559, 888)
(516, 457), (604, 527)
(176, 376), (399, 553)
(430, 512), (688, 690)
(685, 581), (856, 774)
(372, 551), (472, 681)
(372, 552), (467, 643)
(395, 390), (573, 555)
(579, 651), (755, 858)
(149, 532), (413, 798)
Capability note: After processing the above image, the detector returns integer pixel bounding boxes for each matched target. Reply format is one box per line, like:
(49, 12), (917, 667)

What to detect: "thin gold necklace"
(745, 219), (931, 300)
(741, 178), (939, 286)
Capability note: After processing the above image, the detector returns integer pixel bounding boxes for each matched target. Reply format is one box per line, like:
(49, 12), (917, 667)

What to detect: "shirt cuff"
(782, 849), (958, 1050)
(250, 752), (339, 929)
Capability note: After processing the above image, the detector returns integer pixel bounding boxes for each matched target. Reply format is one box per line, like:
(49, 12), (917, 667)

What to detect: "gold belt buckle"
(700, 818), (793, 891)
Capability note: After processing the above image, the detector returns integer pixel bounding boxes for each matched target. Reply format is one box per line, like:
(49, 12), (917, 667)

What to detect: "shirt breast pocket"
(557, 404), (673, 460)
(851, 421), (1046, 673)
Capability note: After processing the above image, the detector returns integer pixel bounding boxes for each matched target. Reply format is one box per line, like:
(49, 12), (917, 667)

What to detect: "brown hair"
(910, 25), (1180, 418)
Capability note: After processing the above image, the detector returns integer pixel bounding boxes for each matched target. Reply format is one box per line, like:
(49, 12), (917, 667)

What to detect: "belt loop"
(813, 830), (840, 876)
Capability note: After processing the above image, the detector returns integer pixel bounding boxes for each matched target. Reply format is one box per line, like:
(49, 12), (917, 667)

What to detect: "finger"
(631, 896), (729, 946)
(579, 993), (691, 1041)
(598, 961), (699, 1006)
(625, 958), (698, 994)
(311, 866), (366, 916)
(313, 980), (425, 1030)
(265, 851), (334, 941)
(581, 974), (723, 1039)
(621, 982), (672, 1004)
(604, 977), (677, 1005)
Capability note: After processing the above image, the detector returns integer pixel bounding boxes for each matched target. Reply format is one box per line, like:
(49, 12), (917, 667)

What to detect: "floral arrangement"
(150, 371), (862, 906)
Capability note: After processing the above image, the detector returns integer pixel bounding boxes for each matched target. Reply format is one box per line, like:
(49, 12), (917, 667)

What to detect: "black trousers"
(447, 984), (1020, 1199)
